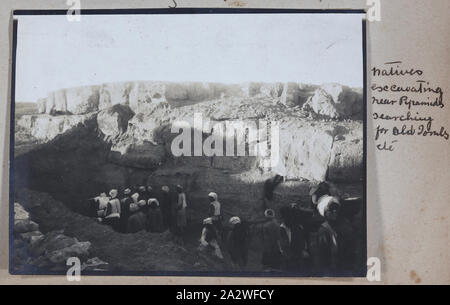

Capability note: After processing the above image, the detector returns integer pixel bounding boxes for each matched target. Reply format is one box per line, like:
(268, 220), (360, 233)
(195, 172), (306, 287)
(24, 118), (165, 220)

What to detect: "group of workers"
(258, 179), (358, 275)
(195, 180), (358, 275)
(89, 185), (187, 235)
(88, 178), (359, 275)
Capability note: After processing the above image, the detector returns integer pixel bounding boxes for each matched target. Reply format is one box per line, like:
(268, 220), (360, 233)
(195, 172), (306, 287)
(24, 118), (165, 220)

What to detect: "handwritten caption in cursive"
(371, 61), (448, 152)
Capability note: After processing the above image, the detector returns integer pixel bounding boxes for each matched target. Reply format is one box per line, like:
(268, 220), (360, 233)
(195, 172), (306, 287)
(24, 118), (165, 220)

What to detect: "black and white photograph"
(11, 10), (366, 277)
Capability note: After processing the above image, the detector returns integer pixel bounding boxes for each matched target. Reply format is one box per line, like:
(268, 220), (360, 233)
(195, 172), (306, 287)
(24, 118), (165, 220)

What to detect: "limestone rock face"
(303, 83), (363, 119)
(14, 203), (38, 233)
(129, 82), (167, 113)
(165, 82), (241, 107)
(99, 82), (132, 110)
(125, 108), (172, 146)
(279, 122), (334, 181)
(17, 114), (94, 141)
(65, 85), (100, 114)
(303, 88), (339, 118)
(45, 90), (68, 114)
(37, 98), (47, 114)
(14, 202), (29, 221)
(44, 93), (55, 114)
(297, 84), (319, 106)
(26, 92), (363, 180)
(22, 81), (363, 183)
(321, 83), (363, 118)
(240, 82), (262, 97)
(37, 81), (362, 118)
(260, 82), (283, 98)
(109, 139), (167, 169)
(97, 104), (135, 140)
(36, 81), (363, 118)
(170, 83), (211, 103)
(327, 126), (363, 181)
(97, 103), (167, 168)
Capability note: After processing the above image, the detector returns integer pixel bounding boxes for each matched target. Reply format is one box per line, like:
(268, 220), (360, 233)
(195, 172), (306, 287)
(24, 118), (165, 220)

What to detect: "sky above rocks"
(15, 13), (364, 102)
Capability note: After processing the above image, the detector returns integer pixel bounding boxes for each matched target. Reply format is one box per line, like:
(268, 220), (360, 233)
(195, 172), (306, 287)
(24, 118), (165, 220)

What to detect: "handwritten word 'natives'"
(371, 61), (423, 77)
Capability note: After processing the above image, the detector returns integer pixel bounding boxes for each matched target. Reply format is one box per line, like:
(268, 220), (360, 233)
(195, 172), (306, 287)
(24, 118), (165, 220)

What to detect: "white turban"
(208, 192), (218, 201)
(264, 209), (275, 218)
(290, 203), (299, 209)
(138, 200), (147, 207)
(131, 192), (139, 203)
(148, 198), (160, 207)
(317, 195), (340, 217)
(203, 217), (213, 225)
(162, 186), (170, 192)
(109, 189), (118, 198)
(124, 188), (131, 195)
(229, 216), (241, 225)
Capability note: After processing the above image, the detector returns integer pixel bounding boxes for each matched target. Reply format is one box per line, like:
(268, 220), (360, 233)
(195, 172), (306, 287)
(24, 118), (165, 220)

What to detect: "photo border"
(9, 8), (368, 278)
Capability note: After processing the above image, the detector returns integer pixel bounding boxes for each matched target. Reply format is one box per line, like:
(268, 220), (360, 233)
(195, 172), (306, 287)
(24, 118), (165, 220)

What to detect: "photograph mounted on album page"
(2, 0), (449, 285)
(10, 9), (367, 277)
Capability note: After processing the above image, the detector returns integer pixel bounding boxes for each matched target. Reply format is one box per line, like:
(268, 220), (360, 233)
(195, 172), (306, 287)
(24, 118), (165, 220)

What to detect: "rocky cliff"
(35, 81), (363, 118)
(16, 81), (363, 221)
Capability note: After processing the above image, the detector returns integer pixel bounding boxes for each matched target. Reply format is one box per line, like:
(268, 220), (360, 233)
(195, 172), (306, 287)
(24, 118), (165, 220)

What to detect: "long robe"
(160, 192), (172, 228)
(176, 192), (187, 228)
(279, 223), (307, 271)
(261, 219), (282, 269)
(227, 223), (249, 267)
(147, 207), (164, 233)
(127, 211), (147, 233)
(317, 218), (354, 275)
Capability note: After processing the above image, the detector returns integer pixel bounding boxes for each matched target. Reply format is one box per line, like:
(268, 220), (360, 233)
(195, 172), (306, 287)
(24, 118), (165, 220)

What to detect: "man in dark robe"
(227, 216), (249, 271)
(261, 209), (282, 271)
(160, 186), (172, 230)
(119, 188), (133, 233)
(127, 202), (147, 233)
